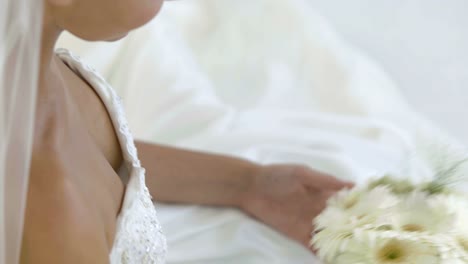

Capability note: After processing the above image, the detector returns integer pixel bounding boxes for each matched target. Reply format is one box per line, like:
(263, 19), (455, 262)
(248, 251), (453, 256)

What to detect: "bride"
(1, 0), (353, 263)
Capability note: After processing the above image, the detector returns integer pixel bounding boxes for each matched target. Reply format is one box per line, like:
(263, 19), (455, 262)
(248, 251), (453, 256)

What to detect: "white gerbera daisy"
(333, 232), (439, 264)
(348, 186), (399, 212)
(454, 214), (468, 254)
(314, 206), (350, 231)
(311, 227), (354, 263)
(327, 187), (363, 210)
(368, 175), (416, 195)
(330, 186), (398, 214)
(312, 207), (383, 261)
(430, 193), (468, 253)
(326, 186), (399, 230)
(390, 192), (455, 234)
(314, 206), (378, 233)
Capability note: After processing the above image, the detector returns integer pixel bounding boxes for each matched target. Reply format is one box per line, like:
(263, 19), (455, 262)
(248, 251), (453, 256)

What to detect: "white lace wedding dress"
(57, 49), (167, 264)
(56, 2), (468, 263)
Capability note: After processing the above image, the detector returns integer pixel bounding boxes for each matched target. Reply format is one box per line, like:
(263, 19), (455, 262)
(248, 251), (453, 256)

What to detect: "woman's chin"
(105, 33), (128, 42)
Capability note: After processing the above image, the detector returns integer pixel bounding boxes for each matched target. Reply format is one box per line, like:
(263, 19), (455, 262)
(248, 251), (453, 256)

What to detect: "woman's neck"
(39, 13), (64, 91)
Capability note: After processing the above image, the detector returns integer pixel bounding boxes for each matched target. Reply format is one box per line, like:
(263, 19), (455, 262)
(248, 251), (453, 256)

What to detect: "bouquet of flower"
(311, 161), (468, 263)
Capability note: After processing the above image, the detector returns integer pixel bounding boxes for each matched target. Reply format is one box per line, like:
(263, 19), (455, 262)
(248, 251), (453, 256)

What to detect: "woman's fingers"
(297, 167), (354, 190)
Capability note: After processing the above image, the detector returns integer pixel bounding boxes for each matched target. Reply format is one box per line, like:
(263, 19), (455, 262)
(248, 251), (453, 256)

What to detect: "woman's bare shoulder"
(20, 147), (110, 264)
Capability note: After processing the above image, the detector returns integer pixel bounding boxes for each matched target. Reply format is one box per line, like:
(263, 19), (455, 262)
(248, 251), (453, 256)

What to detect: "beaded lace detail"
(56, 49), (167, 264)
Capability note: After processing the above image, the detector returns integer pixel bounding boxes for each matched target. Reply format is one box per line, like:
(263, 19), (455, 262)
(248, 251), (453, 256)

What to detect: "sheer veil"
(0, 0), (43, 263)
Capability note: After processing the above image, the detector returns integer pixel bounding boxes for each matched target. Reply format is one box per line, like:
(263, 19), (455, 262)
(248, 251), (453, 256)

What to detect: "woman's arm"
(136, 140), (353, 247)
(136, 141), (258, 208)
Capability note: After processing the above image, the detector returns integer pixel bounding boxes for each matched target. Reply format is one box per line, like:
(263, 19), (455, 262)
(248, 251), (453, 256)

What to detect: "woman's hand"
(137, 141), (353, 249)
(242, 164), (353, 248)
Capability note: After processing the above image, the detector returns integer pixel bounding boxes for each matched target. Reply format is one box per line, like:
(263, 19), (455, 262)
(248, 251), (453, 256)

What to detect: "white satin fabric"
(58, 0), (468, 263)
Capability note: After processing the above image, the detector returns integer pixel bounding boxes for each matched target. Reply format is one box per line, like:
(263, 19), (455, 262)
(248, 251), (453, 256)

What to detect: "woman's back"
(21, 51), (166, 263)
(22, 55), (123, 263)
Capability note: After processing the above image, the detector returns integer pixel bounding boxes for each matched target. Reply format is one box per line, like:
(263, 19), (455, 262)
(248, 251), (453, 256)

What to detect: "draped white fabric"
(0, 0), (42, 263)
(58, 0), (468, 263)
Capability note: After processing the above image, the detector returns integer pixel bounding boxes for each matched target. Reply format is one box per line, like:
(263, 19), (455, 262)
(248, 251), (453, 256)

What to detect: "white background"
(308, 0), (468, 145)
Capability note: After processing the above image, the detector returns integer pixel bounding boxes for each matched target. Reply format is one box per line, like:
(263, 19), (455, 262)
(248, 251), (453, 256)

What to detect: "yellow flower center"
(402, 224), (424, 232)
(343, 195), (358, 209)
(376, 240), (409, 263)
(377, 225), (393, 231)
(459, 237), (468, 251)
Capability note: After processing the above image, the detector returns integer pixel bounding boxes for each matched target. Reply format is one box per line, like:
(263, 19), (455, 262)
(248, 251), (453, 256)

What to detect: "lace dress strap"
(56, 49), (167, 264)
